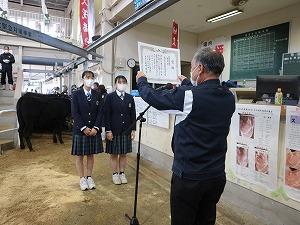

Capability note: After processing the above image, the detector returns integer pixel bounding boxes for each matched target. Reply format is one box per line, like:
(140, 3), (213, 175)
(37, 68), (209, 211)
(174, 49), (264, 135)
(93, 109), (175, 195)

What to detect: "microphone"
(156, 83), (173, 90)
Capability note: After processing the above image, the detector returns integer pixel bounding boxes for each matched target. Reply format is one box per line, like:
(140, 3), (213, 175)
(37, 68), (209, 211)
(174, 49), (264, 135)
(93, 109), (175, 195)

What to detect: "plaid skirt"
(105, 134), (132, 154)
(71, 134), (103, 156)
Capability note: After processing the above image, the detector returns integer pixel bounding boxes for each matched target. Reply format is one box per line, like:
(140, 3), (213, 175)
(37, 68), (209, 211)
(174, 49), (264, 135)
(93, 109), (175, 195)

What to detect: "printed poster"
(134, 97), (169, 129)
(138, 42), (181, 84)
(284, 106), (300, 201)
(231, 104), (281, 190)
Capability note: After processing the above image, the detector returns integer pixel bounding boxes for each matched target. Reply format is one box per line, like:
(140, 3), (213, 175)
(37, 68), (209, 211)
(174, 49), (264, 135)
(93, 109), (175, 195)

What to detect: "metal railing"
(7, 9), (72, 39)
(0, 109), (17, 131)
(0, 109), (17, 115)
(0, 109), (18, 154)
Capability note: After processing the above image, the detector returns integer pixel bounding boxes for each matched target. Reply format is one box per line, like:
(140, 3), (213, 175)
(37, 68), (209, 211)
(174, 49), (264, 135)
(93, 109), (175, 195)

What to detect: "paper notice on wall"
(134, 96), (149, 119)
(147, 107), (169, 128)
(230, 104), (281, 190)
(138, 42), (181, 84)
(284, 106), (300, 201)
(134, 97), (169, 129)
(200, 36), (225, 54)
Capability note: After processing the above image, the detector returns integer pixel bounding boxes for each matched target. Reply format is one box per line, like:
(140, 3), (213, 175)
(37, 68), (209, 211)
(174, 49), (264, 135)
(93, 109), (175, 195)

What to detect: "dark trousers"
(1, 65), (13, 85)
(170, 173), (226, 225)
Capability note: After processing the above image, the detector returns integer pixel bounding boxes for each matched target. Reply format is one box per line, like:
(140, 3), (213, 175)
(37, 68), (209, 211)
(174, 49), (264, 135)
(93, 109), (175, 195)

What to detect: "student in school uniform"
(71, 70), (104, 191)
(104, 75), (136, 185)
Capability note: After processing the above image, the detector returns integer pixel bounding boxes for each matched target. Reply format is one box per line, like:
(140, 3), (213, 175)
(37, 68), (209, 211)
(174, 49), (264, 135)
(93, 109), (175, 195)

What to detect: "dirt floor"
(0, 133), (269, 225)
(0, 133), (172, 225)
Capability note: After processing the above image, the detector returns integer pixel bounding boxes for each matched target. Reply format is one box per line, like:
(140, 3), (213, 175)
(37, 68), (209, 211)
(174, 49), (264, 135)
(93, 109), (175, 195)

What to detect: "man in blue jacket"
(136, 47), (235, 225)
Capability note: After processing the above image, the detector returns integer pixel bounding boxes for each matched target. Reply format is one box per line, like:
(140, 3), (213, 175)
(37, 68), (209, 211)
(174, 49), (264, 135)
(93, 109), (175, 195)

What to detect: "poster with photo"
(284, 106), (300, 201)
(231, 104), (281, 190)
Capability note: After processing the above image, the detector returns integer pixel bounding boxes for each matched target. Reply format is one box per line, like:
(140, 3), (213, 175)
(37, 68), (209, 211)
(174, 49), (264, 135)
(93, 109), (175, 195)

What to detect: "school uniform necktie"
(86, 92), (91, 101)
(120, 93), (124, 100)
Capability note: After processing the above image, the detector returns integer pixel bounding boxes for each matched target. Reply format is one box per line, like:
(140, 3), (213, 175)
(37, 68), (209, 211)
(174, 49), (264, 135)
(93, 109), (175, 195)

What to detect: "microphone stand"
(125, 104), (151, 225)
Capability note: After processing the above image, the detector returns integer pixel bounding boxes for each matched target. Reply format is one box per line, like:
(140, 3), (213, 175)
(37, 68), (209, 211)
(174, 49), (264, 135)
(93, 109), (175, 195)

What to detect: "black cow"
(16, 93), (71, 151)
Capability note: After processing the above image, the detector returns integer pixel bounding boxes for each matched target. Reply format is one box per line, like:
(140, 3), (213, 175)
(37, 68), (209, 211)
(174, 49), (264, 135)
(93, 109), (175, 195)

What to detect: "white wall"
(116, 22), (198, 63)
(94, 0), (102, 29)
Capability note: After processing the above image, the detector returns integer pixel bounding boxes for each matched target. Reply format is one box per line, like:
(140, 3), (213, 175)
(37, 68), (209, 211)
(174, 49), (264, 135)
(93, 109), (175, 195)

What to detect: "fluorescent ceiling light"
(206, 9), (243, 23)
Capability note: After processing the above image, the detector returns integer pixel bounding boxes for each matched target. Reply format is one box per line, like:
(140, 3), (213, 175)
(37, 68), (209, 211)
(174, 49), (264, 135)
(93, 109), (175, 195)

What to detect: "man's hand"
(106, 131), (113, 141)
(3, 59), (9, 63)
(131, 130), (135, 140)
(136, 71), (146, 83)
(178, 75), (187, 82)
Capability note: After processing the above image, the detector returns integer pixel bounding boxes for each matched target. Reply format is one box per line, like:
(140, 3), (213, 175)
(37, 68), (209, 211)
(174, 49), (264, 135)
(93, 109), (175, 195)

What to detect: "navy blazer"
(137, 76), (235, 180)
(71, 88), (103, 135)
(104, 91), (136, 136)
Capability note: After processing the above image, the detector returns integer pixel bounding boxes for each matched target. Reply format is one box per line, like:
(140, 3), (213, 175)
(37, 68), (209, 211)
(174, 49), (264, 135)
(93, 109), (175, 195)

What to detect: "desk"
(230, 87), (256, 102)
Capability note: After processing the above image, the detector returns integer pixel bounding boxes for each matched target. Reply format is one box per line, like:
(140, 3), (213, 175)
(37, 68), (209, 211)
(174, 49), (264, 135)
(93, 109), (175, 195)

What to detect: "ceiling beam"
(86, 0), (181, 52)
(0, 17), (102, 59)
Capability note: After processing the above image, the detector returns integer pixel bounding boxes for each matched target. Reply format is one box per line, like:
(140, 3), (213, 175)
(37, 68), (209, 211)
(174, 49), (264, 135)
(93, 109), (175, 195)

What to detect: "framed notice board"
(282, 52), (300, 75)
(230, 22), (289, 80)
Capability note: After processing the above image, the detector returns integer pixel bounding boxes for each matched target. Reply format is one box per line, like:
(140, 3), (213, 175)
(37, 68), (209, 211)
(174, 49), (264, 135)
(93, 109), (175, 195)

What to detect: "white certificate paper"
(138, 42), (181, 84)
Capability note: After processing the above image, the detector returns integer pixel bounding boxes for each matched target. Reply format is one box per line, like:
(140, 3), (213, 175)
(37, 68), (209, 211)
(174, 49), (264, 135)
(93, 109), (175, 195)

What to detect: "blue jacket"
(104, 91), (136, 136)
(71, 88), (104, 135)
(137, 77), (235, 180)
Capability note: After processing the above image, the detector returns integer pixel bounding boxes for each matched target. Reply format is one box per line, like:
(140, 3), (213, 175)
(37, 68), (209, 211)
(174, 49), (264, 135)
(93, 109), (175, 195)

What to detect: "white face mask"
(84, 79), (94, 87)
(117, 84), (127, 92)
(190, 76), (197, 86)
(4, 50), (9, 53)
(190, 65), (199, 86)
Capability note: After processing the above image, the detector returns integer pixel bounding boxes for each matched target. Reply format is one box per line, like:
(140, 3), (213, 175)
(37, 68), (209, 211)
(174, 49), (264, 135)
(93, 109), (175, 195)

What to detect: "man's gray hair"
(192, 47), (225, 75)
